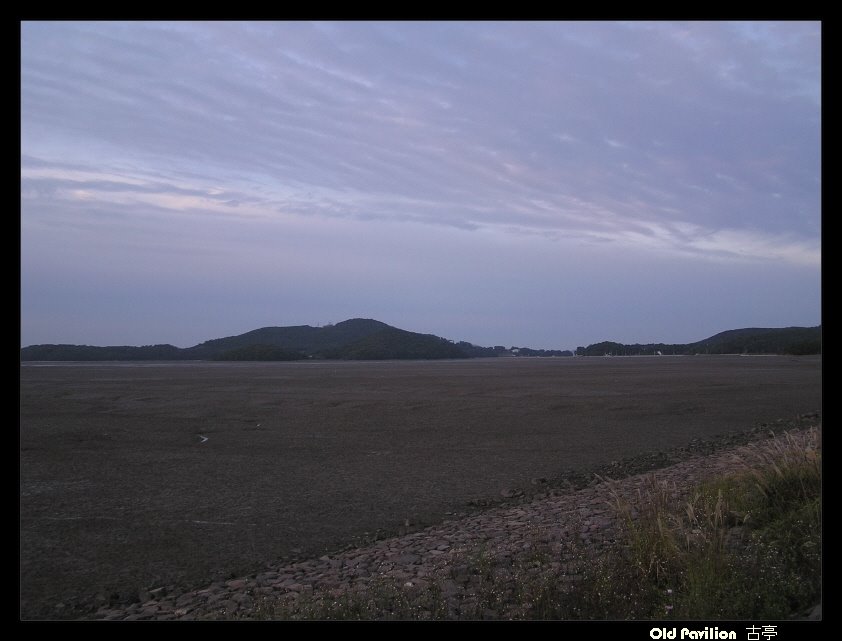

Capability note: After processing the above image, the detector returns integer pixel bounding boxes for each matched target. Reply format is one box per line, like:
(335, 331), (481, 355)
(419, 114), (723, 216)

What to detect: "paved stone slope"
(89, 426), (819, 621)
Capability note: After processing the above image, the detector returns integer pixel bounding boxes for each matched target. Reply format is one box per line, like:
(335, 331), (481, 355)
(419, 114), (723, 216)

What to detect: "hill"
(691, 326), (822, 355)
(20, 321), (821, 361)
(18, 343), (183, 361)
(322, 326), (467, 360)
(20, 319), (470, 361)
(184, 318), (393, 359)
(577, 325), (821, 356)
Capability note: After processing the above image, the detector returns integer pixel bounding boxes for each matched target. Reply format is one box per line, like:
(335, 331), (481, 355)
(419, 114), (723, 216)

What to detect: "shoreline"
(76, 420), (819, 621)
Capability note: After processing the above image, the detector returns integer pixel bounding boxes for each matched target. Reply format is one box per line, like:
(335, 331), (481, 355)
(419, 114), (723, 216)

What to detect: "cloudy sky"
(21, 21), (821, 350)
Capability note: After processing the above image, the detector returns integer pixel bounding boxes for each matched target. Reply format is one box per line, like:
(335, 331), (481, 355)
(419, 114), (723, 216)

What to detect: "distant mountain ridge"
(20, 320), (821, 361)
(693, 326), (822, 355)
(185, 318), (394, 359)
(20, 318), (470, 361)
(576, 325), (821, 357)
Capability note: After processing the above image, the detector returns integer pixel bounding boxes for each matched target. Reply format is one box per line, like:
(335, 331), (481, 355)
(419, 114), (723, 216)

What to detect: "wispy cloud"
(21, 21), (821, 347)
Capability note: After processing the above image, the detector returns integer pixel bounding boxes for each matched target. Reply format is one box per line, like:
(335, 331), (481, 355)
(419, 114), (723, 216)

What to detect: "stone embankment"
(90, 424), (820, 621)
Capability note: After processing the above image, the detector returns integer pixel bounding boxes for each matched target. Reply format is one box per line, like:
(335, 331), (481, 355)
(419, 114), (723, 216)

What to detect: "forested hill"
(20, 318), (472, 361)
(576, 326), (821, 356)
(692, 326), (822, 355)
(20, 321), (821, 361)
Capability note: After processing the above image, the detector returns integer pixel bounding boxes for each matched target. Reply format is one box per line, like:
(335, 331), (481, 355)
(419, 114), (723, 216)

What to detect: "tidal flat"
(20, 355), (821, 619)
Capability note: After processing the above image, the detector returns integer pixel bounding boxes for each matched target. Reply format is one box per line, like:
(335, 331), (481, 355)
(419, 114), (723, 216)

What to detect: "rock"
(404, 578), (430, 591)
(232, 593), (254, 608)
(440, 579), (461, 596)
(219, 599), (239, 614)
(501, 488), (523, 498)
(206, 592), (229, 604)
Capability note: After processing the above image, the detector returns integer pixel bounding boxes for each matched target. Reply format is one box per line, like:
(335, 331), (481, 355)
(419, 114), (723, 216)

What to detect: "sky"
(20, 21), (821, 351)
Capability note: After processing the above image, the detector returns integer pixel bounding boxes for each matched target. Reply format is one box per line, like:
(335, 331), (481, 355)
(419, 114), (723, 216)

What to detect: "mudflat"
(19, 355), (821, 619)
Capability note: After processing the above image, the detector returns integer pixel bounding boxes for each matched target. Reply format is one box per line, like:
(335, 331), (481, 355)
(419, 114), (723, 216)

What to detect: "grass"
(250, 426), (821, 620)
(560, 426), (822, 620)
